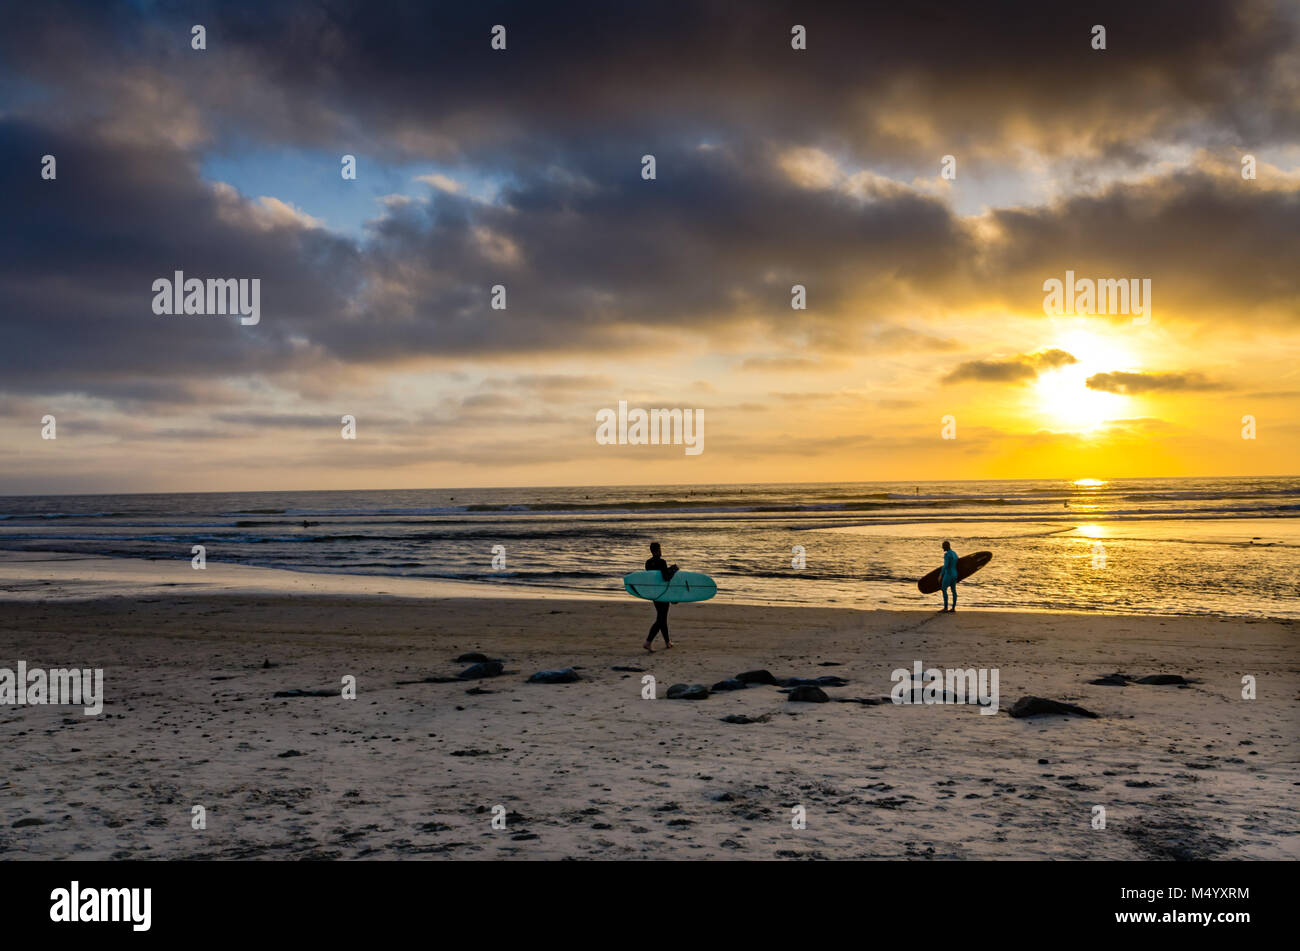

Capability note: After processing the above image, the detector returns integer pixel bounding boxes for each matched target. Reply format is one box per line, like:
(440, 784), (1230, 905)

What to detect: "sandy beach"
(2, 554), (1296, 861)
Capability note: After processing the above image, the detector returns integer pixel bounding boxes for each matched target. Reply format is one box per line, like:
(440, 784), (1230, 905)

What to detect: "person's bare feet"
(643, 641), (654, 652)
(664, 642), (674, 649)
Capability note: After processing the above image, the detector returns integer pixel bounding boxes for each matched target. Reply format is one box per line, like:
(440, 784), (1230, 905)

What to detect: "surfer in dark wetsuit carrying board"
(643, 542), (678, 651)
(940, 540), (958, 612)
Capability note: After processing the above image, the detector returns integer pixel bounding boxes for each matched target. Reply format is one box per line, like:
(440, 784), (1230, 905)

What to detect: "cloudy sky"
(1, 0), (1297, 494)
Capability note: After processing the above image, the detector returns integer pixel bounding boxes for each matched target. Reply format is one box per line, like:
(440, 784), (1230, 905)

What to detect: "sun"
(1030, 327), (1135, 430)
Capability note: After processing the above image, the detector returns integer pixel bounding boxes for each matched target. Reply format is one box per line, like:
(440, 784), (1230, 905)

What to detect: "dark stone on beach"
(721, 713), (770, 724)
(1088, 674), (1130, 686)
(458, 661), (504, 680)
(273, 689), (336, 698)
(611, 666), (645, 672)
(262, 659), (275, 669)
(787, 685), (830, 703)
(667, 683), (710, 700)
(818, 662), (843, 667)
(735, 669), (778, 685)
(464, 687), (493, 695)
(833, 696), (885, 705)
(1009, 696), (1098, 719)
(780, 675), (849, 687)
(277, 749), (304, 758)
(12, 817), (47, 828)
(711, 679), (747, 692)
(455, 652), (493, 663)
(528, 668), (581, 684)
(1083, 672), (1195, 687)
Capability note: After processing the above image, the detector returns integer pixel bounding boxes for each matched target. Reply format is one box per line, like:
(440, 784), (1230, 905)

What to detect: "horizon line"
(1, 473), (1296, 500)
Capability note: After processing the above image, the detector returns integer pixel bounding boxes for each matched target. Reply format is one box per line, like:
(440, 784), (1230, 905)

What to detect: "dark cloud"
(7, 109), (1288, 415)
(1242, 390), (1300, 399)
(339, 141), (972, 363)
(0, 0), (1296, 419)
(0, 119), (363, 397)
(944, 360), (1039, 384)
(943, 349), (1077, 384)
(4, 0), (1295, 166)
(1086, 371), (1227, 394)
(977, 165), (1300, 325)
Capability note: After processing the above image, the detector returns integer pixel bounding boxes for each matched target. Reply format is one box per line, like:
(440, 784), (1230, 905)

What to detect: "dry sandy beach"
(1, 554), (1297, 860)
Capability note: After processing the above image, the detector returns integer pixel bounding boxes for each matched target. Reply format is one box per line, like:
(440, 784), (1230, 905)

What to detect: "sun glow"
(1031, 328), (1135, 430)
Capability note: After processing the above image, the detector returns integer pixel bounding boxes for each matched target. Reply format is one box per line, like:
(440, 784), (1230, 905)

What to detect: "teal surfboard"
(623, 570), (717, 603)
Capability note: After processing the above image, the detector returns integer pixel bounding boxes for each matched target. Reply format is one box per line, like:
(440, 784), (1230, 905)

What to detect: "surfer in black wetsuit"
(643, 542), (678, 652)
(940, 540), (958, 612)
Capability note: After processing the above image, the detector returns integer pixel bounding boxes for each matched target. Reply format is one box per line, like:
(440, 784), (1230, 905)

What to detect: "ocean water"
(0, 477), (1297, 618)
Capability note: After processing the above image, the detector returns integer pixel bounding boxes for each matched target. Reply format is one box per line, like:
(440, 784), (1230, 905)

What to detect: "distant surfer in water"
(940, 540), (958, 612)
(643, 542), (678, 651)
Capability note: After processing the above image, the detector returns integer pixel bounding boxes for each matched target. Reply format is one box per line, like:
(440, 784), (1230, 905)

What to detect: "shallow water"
(0, 477), (1296, 617)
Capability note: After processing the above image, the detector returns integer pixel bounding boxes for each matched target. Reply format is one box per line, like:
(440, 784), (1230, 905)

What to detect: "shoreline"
(0, 550), (616, 604)
(1, 550), (1294, 622)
